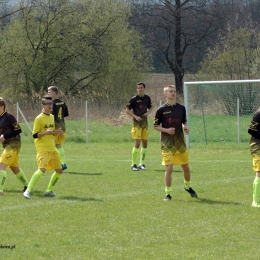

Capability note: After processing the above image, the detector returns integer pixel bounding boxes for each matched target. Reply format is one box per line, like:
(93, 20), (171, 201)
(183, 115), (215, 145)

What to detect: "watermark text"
(0, 244), (16, 250)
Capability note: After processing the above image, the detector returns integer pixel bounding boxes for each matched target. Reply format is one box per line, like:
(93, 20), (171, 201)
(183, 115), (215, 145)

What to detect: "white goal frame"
(183, 79), (260, 148)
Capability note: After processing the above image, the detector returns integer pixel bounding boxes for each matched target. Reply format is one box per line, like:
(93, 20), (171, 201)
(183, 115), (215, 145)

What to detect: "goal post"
(183, 79), (260, 147)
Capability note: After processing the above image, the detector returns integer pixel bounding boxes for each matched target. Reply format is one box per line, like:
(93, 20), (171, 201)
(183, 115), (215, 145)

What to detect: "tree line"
(0, 0), (259, 104)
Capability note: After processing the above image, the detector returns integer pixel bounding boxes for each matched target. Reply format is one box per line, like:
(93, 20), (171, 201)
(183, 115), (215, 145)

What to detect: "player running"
(0, 97), (29, 195)
(23, 95), (63, 199)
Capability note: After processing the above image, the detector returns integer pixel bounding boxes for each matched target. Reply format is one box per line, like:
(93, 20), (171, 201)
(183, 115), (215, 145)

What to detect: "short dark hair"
(41, 95), (52, 104)
(137, 82), (145, 88)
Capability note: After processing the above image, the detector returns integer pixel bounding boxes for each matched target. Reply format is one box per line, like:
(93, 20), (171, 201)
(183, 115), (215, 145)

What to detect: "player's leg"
(164, 164), (173, 201)
(55, 134), (67, 170)
(0, 162), (7, 195)
(23, 152), (49, 199)
(10, 152), (29, 191)
(182, 163), (198, 198)
(139, 128), (148, 170)
(252, 154), (260, 207)
(11, 166), (29, 192)
(252, 172), (260, 207)
(27, 169), (44, 192)
(131, 126), (141, 171)
(162, 151), (174, 200)
(0, 148), (17, 195)
(45, 151), (63, 197)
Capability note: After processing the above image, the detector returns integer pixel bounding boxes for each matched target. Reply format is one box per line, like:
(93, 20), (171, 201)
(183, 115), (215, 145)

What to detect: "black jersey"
(126, 94), (152, 129)
(154, 103), (187, 153)
(51, 98), (69, 132)
(0, 111), (21, 150)
(248, 110), (260, 156)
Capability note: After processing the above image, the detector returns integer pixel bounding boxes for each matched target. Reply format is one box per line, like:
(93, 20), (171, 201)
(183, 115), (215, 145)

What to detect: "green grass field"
(0, 140), (258, 260)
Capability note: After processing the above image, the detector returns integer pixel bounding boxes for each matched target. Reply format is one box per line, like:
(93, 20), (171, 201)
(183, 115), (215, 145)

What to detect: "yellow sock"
(253, 177), (260, 204)
(0, 170), (7, 192)
(184, 180), (190, 189)
(15, 170), (29, 186)
(57, 147), (66, 164)
(165, 186), (172, 196)
(27, 169), (43, 192)
(46, 172), (61, 192)
(132, 147), (138, 165)
(140, 148), (147, 165)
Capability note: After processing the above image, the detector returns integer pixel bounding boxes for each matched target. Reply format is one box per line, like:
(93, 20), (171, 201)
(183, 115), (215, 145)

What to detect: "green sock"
(15, 170), (29, 186)
(184, 180), (191, 189)
(46, 172), (61, 192)
(165, 186), (172, 196)
(253, 177), (260, 204)
(57, 147), (65, 164)
(0, 170), (7, 192)
(132, 147), (139, 165)
(27, 169), (43, 192)
(56, 147), (61, 161)
(140, 148), (147, 165)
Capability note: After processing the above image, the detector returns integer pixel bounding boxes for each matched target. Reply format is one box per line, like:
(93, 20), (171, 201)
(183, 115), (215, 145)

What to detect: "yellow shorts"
(252, 154), (260, 172)
(54, 133), (66, 145)
(131, 126), (148, 140)
(162, 150), (189, 166)
(36, 151), (61, 171)
(0, 148), (19, 167)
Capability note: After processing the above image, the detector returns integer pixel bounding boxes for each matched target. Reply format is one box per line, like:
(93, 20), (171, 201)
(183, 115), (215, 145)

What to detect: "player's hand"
(0, 134), (5, 143)
(167, 127), (175, 135)
(56, 128), (63, 136)
(46, 128), (55, 135)
(184, 127), (189, 134)
(134, 115), (142, 122)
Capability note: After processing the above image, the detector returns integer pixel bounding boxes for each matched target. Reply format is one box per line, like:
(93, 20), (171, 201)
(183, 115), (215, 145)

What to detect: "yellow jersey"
(33, 112), (56, 152)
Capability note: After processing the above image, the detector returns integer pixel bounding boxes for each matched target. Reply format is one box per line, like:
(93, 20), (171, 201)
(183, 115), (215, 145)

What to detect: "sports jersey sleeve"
(32, 117), (41, 136)
(182, 106), (187, 124)
(153, 108), (162, 126)
(3, 114), (22, 139)
(126, 97), (134, 110)
(64, 103), (69, 117)
(248, 111), (260, 140)
(148, 96), (152, 109)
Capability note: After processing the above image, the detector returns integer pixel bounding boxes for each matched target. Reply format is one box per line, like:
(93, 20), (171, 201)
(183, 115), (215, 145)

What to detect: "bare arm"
(33, 128), (63, 138)
(126, 108), (142, 122)
(142, 107), (153, 118)
(182, 123), (189, 134)
(154, 125), (175, 135)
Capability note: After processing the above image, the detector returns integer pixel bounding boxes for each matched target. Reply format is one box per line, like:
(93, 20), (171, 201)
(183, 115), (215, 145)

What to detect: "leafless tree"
(128, 0), (237, 93)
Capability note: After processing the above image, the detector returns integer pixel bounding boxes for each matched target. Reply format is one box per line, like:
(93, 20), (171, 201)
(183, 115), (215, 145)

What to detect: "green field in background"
(19, 114), (253, 144)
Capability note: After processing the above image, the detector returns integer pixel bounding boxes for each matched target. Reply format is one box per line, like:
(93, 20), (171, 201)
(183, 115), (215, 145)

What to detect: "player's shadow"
(189, 197), (242, 205)
(66, 172), (103, 176)
(59, 196), (103, 202)
(5, 189), (28, 195)
(154, 169), (183, 173)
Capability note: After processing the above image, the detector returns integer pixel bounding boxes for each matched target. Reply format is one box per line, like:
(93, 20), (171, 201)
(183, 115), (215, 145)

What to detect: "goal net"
(183, 79), (260, 147)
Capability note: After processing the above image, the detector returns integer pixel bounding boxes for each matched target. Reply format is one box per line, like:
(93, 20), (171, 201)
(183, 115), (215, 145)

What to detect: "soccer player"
(248, 109), (260, 207)
(23, 96), (63, 199)
(47, 86), (69, 170)
(126, 82), (153, 171)
(0, 97), (29, 195)
(153, 85), (198, 201)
